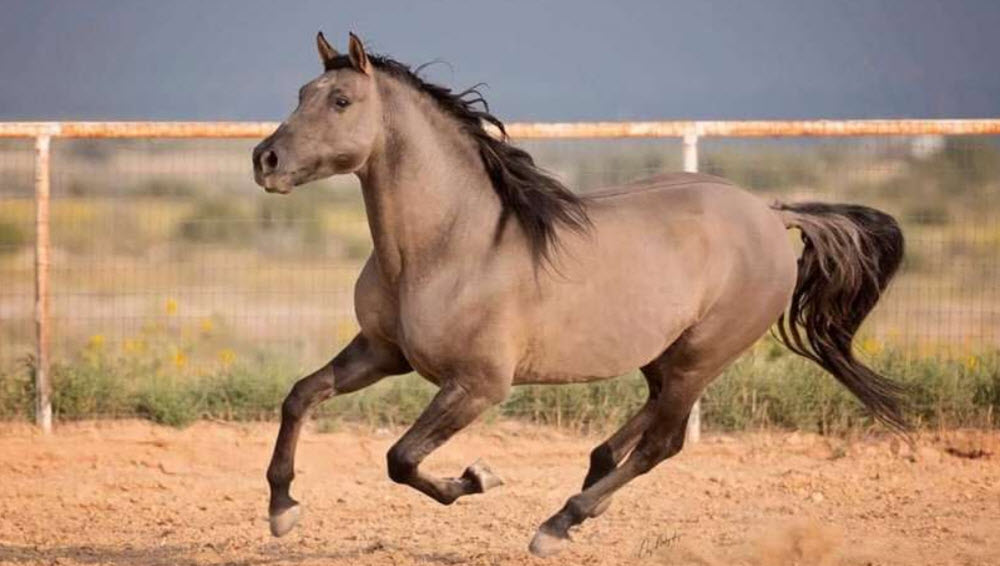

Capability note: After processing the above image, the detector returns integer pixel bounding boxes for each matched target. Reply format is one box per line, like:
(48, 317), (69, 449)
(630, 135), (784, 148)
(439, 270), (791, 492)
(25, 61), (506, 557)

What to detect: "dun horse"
(253, 32), (906, 556)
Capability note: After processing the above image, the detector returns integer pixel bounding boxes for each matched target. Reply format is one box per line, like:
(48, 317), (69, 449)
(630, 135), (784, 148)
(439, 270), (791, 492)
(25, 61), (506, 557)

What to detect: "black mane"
(327, 54), (591, 266)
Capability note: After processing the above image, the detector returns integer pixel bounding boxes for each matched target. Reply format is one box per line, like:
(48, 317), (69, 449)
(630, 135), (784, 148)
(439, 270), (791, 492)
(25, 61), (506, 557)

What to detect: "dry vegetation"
(0, 136), (998, 431)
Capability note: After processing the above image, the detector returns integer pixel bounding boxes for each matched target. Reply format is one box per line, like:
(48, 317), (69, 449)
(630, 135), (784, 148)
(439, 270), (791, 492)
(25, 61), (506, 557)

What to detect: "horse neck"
(356, 76), (501, 285)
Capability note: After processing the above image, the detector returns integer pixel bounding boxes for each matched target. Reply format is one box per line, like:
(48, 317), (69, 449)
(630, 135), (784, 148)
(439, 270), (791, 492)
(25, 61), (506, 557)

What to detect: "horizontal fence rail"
(3, 119), (1000, 139)
(2, 118), (998, 435)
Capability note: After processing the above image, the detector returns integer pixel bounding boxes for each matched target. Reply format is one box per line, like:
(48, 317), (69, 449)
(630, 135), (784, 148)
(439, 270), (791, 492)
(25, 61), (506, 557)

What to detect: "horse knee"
(281, 386), (308, 421)
(386, 445), (415, 485)
(282, 371), (337, 420)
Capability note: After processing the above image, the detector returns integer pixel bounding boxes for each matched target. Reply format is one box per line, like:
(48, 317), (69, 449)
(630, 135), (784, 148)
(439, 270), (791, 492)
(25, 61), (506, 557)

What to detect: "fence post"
(682, 127), (701, 444)
(34, 134), (52, 433)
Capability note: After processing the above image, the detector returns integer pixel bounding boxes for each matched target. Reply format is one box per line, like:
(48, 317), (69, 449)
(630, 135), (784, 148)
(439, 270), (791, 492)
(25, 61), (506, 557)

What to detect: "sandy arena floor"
(0, 420), (997, 565)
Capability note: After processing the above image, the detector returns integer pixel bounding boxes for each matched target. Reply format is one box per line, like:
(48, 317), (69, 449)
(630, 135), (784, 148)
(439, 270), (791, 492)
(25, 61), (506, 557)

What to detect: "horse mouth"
(260, 175), (295, 194)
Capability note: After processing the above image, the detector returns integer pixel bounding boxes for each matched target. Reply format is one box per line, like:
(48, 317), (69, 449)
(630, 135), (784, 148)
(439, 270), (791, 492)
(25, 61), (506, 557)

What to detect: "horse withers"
(252, 32), (906, 557)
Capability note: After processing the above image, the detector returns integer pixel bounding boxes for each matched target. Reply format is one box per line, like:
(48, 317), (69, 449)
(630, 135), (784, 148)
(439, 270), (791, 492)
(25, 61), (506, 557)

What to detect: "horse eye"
(334, 97), (351, 109)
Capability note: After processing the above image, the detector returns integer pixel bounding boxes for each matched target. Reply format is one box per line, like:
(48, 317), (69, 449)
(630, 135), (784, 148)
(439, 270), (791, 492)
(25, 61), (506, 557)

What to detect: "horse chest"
(393, 291), (508, 381)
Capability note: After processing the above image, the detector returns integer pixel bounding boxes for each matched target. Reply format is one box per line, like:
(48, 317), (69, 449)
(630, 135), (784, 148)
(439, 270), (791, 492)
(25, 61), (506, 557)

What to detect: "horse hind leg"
(530, 287), (789, 557)
(530, 375), (702, 554)
(530, 325), (752, 557)
(579, 370), (662, 517)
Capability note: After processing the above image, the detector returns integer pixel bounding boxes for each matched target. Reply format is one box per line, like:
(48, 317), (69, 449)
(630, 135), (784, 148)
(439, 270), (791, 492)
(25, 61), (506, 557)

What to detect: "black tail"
(772, 201), (908, 433)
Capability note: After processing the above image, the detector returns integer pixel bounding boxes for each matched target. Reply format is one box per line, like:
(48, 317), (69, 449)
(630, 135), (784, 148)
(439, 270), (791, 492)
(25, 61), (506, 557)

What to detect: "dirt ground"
(0, 421), (997, 566)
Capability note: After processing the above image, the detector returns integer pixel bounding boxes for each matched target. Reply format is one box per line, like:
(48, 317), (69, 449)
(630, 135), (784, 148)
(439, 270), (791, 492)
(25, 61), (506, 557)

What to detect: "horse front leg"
(386, 379), (509, 504)
(267, 333), (410, 537)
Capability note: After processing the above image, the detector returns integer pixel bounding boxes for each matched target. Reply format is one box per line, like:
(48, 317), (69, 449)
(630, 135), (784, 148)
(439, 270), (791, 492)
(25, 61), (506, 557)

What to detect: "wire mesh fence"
(0, 123), (998, 425)
(0, 139), (35, 394)
(699, 136), (1000, 355)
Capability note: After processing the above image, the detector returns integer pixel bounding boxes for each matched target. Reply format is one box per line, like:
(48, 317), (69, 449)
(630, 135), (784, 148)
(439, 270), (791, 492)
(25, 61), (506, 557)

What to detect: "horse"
(252, 32), (907, 557)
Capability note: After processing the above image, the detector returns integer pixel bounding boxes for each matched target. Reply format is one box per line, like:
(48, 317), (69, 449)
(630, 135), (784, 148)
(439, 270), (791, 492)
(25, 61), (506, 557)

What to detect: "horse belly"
(516, 310), (691, 384)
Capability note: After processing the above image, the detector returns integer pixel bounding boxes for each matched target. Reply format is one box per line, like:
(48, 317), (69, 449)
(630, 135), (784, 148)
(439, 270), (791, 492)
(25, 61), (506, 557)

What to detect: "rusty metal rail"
(5, 118), (999, 434)
(3, 119), (1000, 139)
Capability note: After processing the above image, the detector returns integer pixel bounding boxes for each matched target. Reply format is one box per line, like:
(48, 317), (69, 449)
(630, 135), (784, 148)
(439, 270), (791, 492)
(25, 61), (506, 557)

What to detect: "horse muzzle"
(259, 174), (294, 194)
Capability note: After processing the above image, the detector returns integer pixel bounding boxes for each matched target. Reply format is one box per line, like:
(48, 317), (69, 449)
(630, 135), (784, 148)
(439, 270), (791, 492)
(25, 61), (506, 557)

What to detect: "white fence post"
(682, 127), (701, 444)
(34, 134), (52, 433)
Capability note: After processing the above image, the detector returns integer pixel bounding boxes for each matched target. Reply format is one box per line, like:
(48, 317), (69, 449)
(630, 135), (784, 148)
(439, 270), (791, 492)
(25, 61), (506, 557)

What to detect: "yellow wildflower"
(87, 334), (106, 351)
(165, 297), (179, 316)
(218, 348), (237, 366)
(199, 317), (214, 334)
(123, 338), (146, 354)
(172, 349), (187, 368)
(860, 337), (882, 356)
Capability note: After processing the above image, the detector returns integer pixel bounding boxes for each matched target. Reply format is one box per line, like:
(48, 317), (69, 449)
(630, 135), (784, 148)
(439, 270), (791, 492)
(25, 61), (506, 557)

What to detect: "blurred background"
(0, 1), (998, 431)
(3, 1), (1000, 120)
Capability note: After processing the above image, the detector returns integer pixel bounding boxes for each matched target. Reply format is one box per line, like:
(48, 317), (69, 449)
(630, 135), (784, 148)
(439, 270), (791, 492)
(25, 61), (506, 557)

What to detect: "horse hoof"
(269, 503), (301, 537)
(528, 528), (570, 557)
(463, 459), (504, 493)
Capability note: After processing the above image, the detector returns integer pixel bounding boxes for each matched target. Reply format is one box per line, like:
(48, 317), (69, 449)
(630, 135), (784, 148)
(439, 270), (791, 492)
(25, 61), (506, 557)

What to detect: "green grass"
(702, 341), (999, 433)
(1, 336), (996, 433)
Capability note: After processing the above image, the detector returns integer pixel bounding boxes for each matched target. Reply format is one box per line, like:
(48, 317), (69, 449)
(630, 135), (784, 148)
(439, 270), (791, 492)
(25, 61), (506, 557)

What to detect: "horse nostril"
(261, 149), (279, 173)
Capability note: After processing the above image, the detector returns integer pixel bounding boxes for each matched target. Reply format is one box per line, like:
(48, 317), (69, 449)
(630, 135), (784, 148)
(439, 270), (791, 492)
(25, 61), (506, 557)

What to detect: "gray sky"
(1, 0), (998, 121)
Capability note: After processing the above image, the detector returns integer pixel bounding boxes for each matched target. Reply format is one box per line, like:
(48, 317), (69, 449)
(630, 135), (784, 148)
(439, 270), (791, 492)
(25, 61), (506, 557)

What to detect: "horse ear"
(347, 32), (371, 75)
(316, 31), (339, 69)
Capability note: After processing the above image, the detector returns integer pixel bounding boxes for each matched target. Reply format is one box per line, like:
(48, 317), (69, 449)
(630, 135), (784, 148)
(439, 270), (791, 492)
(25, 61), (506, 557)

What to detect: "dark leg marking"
(266, 334), (409, 536)
(582, 368), (663, 490)
(530, 346), (712, 557)
(530, 406), (692, 557)
(386, 382), (506, 505)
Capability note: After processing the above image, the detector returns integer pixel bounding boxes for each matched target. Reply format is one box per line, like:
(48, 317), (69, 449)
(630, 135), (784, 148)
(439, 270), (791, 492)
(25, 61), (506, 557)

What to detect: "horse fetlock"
(266, 464), (293, 488)
(589, 497), (613, 518)
(530, 497), (587, 556)
(564, 495), (592, 523)
(433, 488), (462, 506)
(461, 459), (504, 493)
